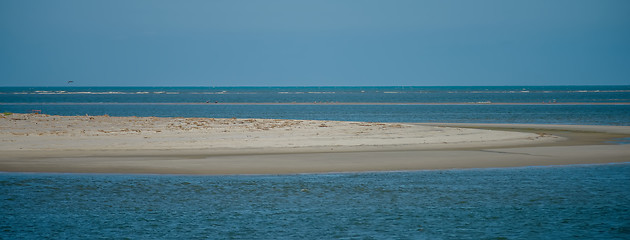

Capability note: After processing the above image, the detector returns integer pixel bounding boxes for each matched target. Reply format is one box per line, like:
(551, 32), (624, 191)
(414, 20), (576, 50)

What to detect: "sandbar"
(0, 114), (628, 174)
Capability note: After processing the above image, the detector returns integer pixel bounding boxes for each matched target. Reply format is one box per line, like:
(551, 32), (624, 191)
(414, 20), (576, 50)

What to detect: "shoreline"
(1, 114), (629, 175)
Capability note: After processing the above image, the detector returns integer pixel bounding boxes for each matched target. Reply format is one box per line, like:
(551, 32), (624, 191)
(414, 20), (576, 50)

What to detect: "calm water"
(2, 86), (630, 104)
(2, 86), (630, 125)
(1, 164), (629, 239)
(1, 86), (629, 239)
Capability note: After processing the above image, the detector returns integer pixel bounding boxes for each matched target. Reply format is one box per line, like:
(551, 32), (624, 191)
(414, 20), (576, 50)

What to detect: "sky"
(1, 0), (629, 86)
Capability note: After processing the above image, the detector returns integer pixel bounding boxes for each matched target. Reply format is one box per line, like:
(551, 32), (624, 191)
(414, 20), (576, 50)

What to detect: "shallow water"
(2, 164), (629, 239)
(608, 137), (630, 145)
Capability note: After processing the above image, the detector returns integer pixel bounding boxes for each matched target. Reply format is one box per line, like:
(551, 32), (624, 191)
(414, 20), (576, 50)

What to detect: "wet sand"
(0, 114), (628, 174)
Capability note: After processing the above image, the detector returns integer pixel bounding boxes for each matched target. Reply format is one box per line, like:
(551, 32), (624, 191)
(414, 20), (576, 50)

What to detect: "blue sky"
(1, 0), (629, 86)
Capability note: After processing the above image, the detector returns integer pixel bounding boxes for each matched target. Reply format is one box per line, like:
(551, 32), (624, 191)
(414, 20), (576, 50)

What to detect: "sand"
(1, 113), (628, 174)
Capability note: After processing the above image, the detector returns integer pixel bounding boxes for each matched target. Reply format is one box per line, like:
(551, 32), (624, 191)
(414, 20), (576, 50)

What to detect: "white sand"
(0, 114), (560, 152)
(1, 114), (628, 174)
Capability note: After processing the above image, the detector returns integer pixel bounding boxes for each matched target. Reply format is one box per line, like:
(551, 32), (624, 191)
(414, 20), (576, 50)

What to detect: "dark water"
(1, 164), (629, 239)
(2, 104), (629, 125)
(2, 86), (630, 125)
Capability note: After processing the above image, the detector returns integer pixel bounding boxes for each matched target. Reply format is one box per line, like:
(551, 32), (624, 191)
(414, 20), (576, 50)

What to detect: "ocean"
(1, 86), (629, 239)
(1, 86), (630, 125)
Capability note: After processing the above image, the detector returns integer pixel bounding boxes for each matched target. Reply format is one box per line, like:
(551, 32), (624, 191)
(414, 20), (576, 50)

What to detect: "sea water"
(1, 164), (629, 239)
(1, 86), (630, 125)
(2, 86), (630, 104)
(1, 86), (629, 239)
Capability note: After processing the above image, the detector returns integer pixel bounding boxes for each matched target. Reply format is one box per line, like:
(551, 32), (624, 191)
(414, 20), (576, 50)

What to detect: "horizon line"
(1, 84), (629, 88)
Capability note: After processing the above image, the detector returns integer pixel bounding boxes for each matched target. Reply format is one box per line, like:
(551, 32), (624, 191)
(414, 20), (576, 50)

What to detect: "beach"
(1, 113), (628, 174)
